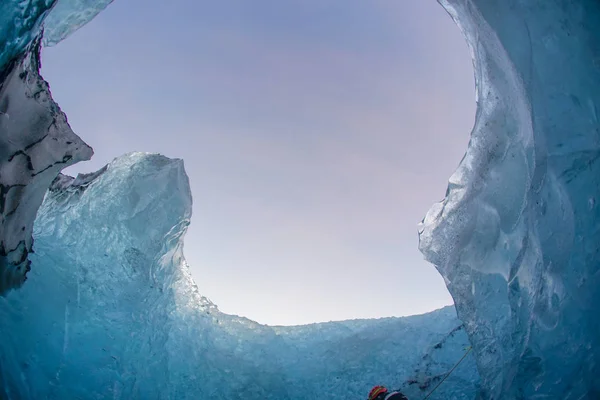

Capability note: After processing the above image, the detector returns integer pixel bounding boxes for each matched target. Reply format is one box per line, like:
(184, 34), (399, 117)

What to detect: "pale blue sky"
(41, 0), (474, 326)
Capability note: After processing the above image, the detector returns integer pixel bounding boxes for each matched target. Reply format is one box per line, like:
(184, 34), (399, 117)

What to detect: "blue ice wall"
(0, 153), (478, 399)
(0, 0), (52, 72)
(419, 0), (600, 398)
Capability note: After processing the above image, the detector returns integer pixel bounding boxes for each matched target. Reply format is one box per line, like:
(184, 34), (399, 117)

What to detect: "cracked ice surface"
(419, 0), (600, 398)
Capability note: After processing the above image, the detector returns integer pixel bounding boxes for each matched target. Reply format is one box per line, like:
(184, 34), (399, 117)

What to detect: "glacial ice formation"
(2, 0), (600, 398)
(0, 153), (479, 399)
(0, 0), (108, 71)
(0, 38), (91, 293)
(0, 0), (106, 293)
(43, 0), (115, 46)
(419, 0), (600, 399)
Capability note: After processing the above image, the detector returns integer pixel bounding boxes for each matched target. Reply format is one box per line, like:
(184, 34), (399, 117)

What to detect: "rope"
(420, 346), (472, 400)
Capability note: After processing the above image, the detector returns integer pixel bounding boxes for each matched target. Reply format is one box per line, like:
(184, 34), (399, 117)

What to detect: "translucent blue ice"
(0, 153), (479, 399)
(0, 0), (109, 70)
(419, 0), (600, 398)
(43, 0), (115, 46)
(0, 0), (52, 71)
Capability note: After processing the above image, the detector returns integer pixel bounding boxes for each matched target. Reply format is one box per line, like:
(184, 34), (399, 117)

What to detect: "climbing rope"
(421, 346), (472, 400)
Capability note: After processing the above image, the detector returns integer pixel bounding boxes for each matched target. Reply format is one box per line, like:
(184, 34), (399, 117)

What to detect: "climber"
(367, 385), (409, 400)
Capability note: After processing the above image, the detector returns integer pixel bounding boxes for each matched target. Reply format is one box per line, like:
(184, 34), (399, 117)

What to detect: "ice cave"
(0, 0), (598, 399)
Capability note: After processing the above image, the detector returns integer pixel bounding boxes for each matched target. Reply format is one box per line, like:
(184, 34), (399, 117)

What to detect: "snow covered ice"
(0, 0), (599, 399)
(0, 39), (91, 293)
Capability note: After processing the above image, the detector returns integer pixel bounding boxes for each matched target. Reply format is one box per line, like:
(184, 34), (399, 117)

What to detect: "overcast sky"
(41, 0), (474, 326)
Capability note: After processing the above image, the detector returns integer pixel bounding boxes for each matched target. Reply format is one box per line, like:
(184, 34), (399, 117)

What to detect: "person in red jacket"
(367, 385), (409, 400)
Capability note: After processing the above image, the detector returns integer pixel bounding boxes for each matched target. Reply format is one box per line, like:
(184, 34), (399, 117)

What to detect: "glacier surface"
(0, 152), (478, 399)
(419, 0), (600, 399)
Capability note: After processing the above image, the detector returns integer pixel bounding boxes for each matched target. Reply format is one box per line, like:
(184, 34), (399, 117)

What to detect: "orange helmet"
(368, 386), (388, 400)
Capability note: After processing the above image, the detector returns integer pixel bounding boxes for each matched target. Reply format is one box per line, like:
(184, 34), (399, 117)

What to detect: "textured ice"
(43, 0), (115, 46)
(0, 0), (107, 68)
(419, 0), (600, 399)
(0, 153), (479, 399)
(0, 0), (52, 72)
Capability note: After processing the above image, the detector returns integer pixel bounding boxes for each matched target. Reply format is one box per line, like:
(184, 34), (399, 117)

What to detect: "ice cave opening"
(0, 0), (599, 399)
(39, 0), (474, 327)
